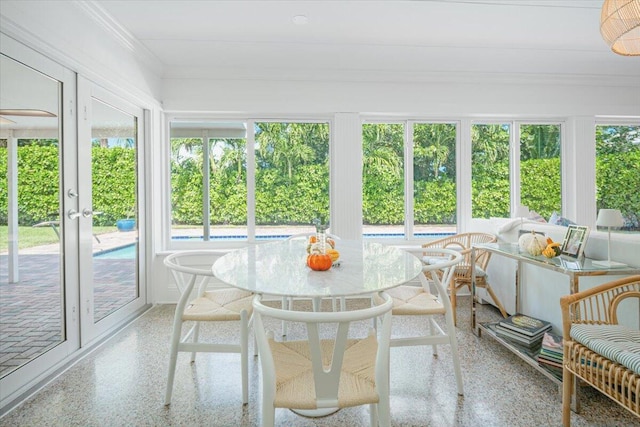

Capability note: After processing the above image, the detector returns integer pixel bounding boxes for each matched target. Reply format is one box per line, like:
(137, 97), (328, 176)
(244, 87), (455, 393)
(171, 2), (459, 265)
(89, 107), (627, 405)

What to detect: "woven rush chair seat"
(183, 288), (253, 322)
(384, 285), (445, 316)
(560, 275), (640, 426)
(422, 232), (507, 326)
(253, 292), (393, 427)
(270, 336), (379, 409)
(164, 250), (254, 407)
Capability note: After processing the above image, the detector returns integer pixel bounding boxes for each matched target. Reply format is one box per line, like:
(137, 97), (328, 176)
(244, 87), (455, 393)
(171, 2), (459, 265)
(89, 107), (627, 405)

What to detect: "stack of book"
(538, 332), (564, 380)
(495, 313), (552, 350)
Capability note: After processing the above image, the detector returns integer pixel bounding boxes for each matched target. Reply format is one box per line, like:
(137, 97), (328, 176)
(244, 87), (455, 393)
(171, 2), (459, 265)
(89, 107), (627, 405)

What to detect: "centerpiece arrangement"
(306, 218), (340, 271)
(518, 231), (561, 258)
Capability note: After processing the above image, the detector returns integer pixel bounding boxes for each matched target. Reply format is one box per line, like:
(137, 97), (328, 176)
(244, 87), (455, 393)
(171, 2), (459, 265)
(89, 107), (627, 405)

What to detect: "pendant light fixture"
(600, 0), (640, 56)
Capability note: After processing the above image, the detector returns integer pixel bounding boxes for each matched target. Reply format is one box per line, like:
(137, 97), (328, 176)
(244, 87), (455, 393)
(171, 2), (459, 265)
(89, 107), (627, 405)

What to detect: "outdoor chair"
(252, 291), (394, 427)
(163, 250), (254, 406)
(422, 232), (507, 326)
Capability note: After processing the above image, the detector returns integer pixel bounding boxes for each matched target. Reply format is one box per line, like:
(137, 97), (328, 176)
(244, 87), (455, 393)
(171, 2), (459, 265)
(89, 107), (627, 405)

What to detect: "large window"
(254, 121), (330, 237)
(362, 121), (457, 238)
(413, 123), (457, 233)
(472, 122), (562, 220)
(362, 123), (404, 236)
(471, 123), (511, 218)
(169, 120), (329, 242)
(595, 123), (640, 232)
(520, 124), (561, 218)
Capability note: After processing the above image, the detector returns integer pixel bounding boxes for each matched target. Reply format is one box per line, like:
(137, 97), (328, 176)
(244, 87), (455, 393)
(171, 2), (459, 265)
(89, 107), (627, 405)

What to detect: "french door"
(77, 77), (146, 344)
(0, 36), (146, 410)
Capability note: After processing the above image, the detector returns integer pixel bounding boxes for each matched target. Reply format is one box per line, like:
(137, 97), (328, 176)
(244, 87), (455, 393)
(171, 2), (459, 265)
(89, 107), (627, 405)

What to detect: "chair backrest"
(422, 232), (497, 275)
(404, 247), (463, 307)
(252, 292), (393, 408)
(164, 250), (229, 309)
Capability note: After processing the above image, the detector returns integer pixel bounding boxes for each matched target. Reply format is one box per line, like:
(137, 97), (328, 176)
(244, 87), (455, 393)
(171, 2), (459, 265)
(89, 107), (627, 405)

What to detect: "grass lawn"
(0, 226), (117, 251)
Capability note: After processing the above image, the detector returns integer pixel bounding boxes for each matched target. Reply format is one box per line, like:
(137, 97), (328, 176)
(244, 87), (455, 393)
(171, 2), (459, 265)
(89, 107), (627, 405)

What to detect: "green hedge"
(1, 147), (638, 229)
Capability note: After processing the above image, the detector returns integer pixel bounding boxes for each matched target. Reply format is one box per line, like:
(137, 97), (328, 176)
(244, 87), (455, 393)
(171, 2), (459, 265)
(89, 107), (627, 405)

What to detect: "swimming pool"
(170, 232), (454, 242)
(97, 233), (454, 258)
(94, 243), (137, 259)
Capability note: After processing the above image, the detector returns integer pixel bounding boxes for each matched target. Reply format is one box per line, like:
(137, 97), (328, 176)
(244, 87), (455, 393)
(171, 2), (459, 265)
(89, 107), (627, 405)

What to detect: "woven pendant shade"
(600, 0), (640, 56)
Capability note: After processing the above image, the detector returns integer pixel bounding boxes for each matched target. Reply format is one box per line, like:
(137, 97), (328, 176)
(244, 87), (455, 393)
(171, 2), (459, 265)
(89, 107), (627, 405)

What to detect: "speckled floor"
(1, 297), (637, 427)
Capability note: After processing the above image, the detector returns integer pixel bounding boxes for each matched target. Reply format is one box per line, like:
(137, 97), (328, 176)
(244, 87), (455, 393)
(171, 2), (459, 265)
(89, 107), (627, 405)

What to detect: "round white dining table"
(212, 239), (423, 298)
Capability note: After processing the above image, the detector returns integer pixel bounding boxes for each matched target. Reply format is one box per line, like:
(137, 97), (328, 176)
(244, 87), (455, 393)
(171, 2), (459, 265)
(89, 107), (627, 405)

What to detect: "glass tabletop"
(474, 242), (640, 274)
(212, 240), (424, 298)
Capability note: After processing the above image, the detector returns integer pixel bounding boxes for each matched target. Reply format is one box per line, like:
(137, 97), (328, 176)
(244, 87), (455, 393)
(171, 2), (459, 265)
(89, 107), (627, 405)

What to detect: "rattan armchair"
(422, 232), (508, 326)
(560, 275), (640, 426)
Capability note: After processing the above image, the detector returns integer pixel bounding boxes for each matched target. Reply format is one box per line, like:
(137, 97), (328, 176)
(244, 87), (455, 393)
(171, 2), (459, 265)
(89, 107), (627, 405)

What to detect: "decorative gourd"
(326, 248), (340, 262)
(542, 238), (562, 258)
(307, 254), (333, 271)
(518, 231), (547, 256)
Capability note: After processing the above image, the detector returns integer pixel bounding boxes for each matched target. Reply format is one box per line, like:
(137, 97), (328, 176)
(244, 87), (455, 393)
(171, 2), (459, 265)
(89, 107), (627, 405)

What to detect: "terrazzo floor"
(1, 297), (637, 427)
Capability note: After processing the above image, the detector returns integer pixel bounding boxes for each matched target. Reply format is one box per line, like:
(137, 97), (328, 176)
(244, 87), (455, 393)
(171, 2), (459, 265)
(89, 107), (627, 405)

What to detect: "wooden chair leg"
(562, 365), (573, 426)
(480, 280), (508, 318)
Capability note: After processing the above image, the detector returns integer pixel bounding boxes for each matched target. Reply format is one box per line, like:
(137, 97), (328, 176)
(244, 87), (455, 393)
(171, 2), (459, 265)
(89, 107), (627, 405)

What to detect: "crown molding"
(161, 65), (640, 88)
(72, 0), (163, 75)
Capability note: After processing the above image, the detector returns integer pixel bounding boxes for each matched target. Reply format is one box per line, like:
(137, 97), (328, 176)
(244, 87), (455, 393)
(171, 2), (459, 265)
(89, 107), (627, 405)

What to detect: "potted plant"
(116, 208), (136, 232)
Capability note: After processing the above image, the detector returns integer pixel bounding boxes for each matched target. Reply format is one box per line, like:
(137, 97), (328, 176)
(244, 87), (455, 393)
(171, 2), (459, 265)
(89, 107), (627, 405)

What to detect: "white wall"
(162, 77), (639, 117)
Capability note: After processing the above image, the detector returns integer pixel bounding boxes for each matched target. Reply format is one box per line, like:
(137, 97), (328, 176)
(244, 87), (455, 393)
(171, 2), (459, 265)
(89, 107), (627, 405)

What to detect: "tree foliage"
(1, 124), (637, 231)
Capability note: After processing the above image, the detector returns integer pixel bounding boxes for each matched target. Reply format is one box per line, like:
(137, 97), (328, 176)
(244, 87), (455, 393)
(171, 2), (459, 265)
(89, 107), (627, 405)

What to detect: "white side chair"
(253, 292), (394, 427)
(376, 247), (465, 395)
(163, 250), (254, 406)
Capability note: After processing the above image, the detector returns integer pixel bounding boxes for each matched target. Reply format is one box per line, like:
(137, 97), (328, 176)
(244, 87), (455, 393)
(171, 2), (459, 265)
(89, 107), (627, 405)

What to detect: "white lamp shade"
(596, 209), (624, 228)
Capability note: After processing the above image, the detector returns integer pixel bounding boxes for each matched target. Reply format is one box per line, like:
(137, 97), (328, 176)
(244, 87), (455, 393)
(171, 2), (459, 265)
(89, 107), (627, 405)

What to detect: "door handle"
(67, 209), (82, 220)
(82, 208), (94, 218)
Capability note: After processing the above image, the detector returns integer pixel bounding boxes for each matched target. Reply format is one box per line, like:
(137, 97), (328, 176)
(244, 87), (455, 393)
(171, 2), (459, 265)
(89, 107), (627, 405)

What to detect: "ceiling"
(91, 0), (640, 83)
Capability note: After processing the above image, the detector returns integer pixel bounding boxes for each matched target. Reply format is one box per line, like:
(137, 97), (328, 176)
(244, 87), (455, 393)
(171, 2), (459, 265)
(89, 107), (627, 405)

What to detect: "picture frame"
(560, 225), (590, 258)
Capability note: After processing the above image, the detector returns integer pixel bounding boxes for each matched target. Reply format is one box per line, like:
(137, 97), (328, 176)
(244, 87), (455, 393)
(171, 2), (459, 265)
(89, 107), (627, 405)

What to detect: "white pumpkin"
(518, 232), (547, 256)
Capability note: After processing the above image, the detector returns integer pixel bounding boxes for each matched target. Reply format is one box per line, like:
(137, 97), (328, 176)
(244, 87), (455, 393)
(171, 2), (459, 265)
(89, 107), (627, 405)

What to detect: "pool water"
(94, 244), (137, 259)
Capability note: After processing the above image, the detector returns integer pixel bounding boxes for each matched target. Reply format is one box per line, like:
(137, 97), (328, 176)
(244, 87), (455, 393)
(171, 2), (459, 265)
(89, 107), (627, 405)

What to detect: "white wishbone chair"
(375, 247), (465, 395)
(253, 291), (394, 427)
(163, 250), (254, 406)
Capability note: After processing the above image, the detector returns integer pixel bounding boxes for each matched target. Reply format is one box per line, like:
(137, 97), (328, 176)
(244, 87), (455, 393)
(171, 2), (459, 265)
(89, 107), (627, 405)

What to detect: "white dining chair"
(252, 291), (394, 427)
(163, 250), (254, 406)
(375, 247), (465, 395)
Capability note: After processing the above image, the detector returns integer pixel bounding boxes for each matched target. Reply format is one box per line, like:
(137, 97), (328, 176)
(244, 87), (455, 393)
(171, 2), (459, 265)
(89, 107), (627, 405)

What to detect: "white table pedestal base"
(291, 408), (340, 418)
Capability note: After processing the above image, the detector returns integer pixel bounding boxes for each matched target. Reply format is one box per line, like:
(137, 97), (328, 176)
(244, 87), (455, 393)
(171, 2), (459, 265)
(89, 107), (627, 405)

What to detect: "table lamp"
(592, 209), (627, 268)
(515, 205), (529, 233)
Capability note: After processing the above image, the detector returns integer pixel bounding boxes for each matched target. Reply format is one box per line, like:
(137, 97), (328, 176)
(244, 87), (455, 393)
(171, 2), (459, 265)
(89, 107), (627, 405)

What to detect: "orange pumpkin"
(307, 253), (332, 271)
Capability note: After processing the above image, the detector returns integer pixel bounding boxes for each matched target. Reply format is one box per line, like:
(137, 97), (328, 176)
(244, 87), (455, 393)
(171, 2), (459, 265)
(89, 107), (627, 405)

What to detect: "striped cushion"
(570, 324), (640, 375)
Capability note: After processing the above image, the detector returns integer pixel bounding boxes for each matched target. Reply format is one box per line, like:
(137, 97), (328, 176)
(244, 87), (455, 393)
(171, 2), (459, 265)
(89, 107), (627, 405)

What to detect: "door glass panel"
(0, 55), (63, 377)
(90, 99), (138, 322)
